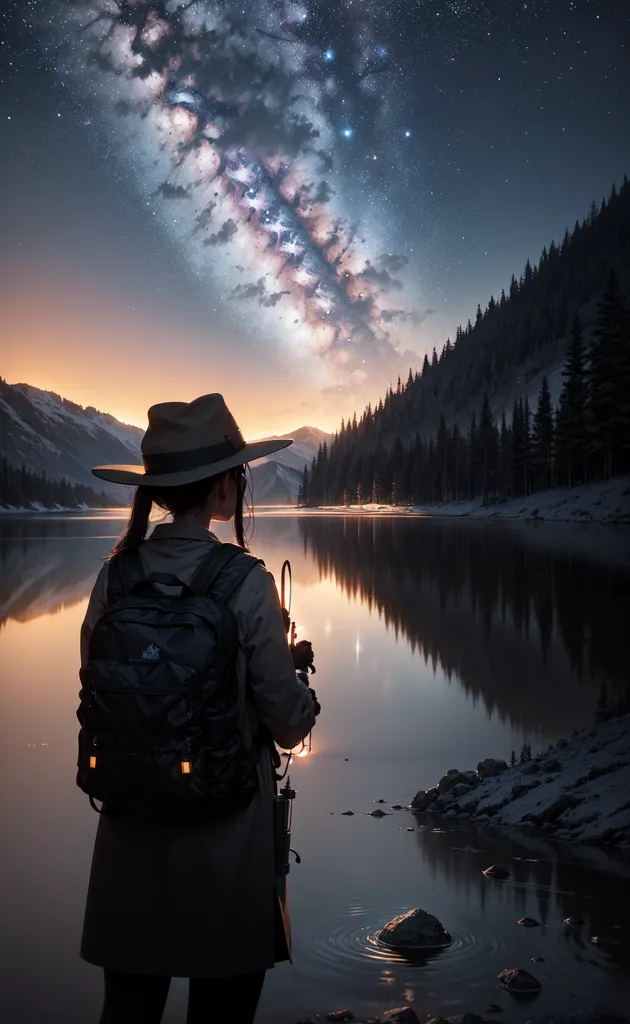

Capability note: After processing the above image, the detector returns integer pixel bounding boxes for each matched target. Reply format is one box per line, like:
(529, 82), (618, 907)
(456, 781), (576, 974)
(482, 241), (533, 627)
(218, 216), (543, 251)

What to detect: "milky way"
(44, 0), (440, 391)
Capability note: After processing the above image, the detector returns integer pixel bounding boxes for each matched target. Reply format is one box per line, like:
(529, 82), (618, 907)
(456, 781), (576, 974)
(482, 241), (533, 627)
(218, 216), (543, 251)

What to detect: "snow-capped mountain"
(0, 378), (329, 505)
(254, 425), (332, 473)
(0, 379), (143, 498)
(249, 425), (332, 503)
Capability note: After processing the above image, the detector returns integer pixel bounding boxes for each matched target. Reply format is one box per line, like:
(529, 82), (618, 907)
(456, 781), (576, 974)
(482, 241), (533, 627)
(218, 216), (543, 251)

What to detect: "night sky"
(1, 0), (629, 435)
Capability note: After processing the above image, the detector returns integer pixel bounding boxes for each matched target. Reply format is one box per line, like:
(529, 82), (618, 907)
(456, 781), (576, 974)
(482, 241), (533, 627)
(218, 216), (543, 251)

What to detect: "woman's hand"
(290, 639), (315, 674)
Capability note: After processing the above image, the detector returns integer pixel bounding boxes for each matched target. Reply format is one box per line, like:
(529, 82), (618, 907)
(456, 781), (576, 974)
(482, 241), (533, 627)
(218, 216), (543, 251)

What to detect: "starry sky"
(1, 0), (629, 436)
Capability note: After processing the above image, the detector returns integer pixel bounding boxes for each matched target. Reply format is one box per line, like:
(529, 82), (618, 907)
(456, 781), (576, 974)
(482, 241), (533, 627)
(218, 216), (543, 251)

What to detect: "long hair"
(110, 465), (252, 556)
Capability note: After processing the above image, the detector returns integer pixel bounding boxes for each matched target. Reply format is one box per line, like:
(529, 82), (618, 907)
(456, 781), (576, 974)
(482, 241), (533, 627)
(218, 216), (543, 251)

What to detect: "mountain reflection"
(299, 517), (630, 733)
(0, 517), (113, 628)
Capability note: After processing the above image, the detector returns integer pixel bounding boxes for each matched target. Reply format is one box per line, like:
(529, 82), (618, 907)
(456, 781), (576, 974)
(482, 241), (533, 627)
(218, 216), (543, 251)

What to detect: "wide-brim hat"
(91, 393), (292, 487)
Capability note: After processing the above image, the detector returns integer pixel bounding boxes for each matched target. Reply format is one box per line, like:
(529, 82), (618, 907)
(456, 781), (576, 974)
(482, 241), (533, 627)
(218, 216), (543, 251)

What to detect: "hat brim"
(91, 437), (293, 487)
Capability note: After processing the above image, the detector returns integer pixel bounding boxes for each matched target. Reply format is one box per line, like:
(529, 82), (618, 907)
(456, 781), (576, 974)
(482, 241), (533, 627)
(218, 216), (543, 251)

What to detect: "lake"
(1, 511), (630, 1023)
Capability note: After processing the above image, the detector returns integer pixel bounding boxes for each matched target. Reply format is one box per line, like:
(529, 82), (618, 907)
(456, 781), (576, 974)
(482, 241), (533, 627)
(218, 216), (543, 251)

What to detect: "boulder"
(368, 808), (390, 817)
(341, 810), (354, 816)
(483, 864), (511, 879)
(382, 1011), (421, 1024)
(539, 794), (578, 823)
(462, 770), (482, 785)
(438, 771), (471, 794)
(378, 908), (452, 948)
(411, 787), (438, 810)
(381, 1007), (422, 1024)
(451, 782), (475, 800)
(542, 759), (562, 772)
(498, 967), (541, 993)
(477, 758), (508, 780)
(518, 917), (540, 927)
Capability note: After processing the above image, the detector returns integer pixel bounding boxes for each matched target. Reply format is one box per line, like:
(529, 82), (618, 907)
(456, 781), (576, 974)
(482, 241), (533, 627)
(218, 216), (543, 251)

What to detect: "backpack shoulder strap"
(190, 543), (264, 605)
(106, 548), (146, 605)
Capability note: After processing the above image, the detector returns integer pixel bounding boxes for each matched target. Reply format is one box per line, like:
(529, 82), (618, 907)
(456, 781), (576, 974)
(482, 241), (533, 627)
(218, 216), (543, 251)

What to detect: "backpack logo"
(142, 644), (161, 661)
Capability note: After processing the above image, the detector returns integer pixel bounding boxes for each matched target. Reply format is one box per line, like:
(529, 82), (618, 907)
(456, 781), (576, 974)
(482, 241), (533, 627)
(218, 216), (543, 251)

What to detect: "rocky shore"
(289, 1006), (630, 1023)
(410, 714), (630, 847)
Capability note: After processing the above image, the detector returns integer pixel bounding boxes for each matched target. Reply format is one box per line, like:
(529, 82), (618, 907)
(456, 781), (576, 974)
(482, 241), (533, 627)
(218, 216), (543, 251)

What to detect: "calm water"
(1, 511), (630, 1023)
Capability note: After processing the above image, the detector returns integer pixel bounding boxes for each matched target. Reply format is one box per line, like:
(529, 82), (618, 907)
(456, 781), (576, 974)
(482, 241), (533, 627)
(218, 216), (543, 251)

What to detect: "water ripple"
(296, 906), (504, 989)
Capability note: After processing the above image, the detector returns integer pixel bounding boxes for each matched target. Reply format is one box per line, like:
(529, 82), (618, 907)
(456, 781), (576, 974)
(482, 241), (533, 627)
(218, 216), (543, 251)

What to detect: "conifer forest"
(300, 180), (630, 508)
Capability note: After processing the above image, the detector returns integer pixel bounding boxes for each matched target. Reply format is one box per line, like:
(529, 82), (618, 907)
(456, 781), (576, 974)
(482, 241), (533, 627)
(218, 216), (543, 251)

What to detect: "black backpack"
(77, 542), (263, 824)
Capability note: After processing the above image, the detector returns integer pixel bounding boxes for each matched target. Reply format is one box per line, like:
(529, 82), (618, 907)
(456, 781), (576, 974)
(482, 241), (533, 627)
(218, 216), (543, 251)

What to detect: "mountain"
(0, 377), (328, 505)
(249, 425), (332, 503)
(254, 426), (332, 472)
(248, 460), (303, 505)
(0, 379), (142, 498)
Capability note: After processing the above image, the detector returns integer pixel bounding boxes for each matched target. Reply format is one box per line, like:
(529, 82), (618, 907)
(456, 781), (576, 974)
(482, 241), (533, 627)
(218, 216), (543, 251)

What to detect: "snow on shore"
(320, 475), (630, 524)
(411, 714), (630, 847)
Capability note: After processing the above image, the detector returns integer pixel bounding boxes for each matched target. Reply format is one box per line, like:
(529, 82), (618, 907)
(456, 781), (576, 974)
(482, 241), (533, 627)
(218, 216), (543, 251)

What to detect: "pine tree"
(587, 271), (630, 478)
(555, 315), (588, 486)
(532, 376), (554, 490)
(510, 750), (517, 767)
(478, 394), (499, 504)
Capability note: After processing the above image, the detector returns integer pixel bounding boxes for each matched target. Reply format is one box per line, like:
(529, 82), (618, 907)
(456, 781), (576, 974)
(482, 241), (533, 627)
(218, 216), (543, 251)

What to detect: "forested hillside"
(301, 178), (630, 507)
(0, 457), (120, 511)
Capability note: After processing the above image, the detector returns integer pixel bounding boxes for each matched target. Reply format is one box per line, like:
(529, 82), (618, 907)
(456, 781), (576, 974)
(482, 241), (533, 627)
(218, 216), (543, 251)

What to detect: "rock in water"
(483, 864), (511, 879)
(325, 1013), (354, 1023)
(518, 916), (540, 927)
(498, 967), (541, 993)
(341, 810), (354, 816)
(563, 916), (585, 925)
(382, 1010), (421, 1023)
(411, 787), (439, 810)
(378, 908), (452, 948)
(477, 757), (508, 779)
(367, 808), (390, 817)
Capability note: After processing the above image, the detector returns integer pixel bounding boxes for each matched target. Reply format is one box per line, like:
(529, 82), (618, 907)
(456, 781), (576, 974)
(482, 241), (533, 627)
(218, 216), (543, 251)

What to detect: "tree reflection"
(299, 516), (630, 732)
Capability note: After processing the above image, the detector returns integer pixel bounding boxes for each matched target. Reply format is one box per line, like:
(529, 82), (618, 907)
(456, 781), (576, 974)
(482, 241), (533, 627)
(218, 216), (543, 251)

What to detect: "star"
(324, 49), (335, 62)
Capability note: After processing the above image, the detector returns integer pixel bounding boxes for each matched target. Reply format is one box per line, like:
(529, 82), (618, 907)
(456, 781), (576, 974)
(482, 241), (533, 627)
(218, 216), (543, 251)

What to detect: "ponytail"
(233, 466), (249, 551)
(110, 487), (153, 557)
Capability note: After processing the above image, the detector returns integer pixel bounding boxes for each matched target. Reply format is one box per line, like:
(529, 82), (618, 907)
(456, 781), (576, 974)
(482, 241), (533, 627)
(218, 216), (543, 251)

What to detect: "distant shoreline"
(0, 504), (122, 515)
(311, 475), (630, 525)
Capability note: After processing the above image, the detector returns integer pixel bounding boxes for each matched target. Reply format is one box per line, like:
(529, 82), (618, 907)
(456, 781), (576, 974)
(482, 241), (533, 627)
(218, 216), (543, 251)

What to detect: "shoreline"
(409, 713), (630, 850)
(313, 475), (630, 525)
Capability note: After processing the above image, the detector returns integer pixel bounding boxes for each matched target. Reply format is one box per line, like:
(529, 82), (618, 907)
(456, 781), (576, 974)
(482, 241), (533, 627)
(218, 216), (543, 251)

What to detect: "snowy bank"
(318, 475), (630, 524)
(410, 714), (630, 847)
(0, 503), (101, 514)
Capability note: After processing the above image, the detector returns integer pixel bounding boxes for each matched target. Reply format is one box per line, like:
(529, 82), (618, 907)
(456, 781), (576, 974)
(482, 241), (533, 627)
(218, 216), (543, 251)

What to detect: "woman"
(79, 393), (318, 1024)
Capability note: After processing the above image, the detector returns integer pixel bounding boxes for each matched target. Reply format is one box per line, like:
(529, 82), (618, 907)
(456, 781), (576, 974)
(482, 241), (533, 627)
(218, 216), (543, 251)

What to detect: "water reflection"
(1, 513), (630, 1023)
(0, 514), (121, 629)
(299, 516), (630, 733)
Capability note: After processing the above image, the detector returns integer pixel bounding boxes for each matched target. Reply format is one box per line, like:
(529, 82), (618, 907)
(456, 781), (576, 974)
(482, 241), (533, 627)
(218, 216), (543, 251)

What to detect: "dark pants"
(98, 968), (266, 1024)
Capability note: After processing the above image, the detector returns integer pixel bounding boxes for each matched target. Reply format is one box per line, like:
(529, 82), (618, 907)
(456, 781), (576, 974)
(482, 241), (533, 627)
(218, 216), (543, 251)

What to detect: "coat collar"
(148, 522), (220, 543)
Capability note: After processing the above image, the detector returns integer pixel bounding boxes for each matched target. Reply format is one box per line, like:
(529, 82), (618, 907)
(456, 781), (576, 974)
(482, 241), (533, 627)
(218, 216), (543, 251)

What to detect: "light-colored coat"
(79, 522), (316, 978)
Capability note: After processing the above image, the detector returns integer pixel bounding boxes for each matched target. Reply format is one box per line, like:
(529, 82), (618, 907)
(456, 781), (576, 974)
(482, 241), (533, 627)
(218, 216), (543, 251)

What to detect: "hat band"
(143, 436), (246, 476)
